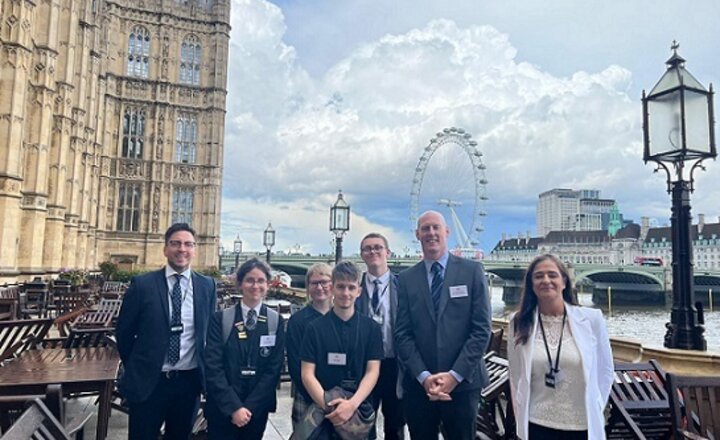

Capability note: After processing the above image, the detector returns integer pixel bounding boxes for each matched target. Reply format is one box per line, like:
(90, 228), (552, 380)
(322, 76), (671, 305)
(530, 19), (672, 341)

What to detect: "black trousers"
(127, 369), (201, 440)
(207, 409), (269, 440)
(403, 380), (479, 440)
(528, 422), (588, 440)
(369, 358), (405, 440)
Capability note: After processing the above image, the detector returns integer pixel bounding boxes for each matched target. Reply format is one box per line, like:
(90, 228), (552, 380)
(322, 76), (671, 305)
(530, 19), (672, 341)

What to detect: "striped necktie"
(371, 279), (381, 312)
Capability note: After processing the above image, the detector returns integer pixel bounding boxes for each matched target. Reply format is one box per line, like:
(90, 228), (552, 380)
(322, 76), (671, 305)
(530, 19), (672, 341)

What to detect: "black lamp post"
(218, 244), (224, 272)
(233, 235), (242, 272)
(263, 222), (275, 264)
(642, 41), (716, 351)
(329, 190), (350, 264)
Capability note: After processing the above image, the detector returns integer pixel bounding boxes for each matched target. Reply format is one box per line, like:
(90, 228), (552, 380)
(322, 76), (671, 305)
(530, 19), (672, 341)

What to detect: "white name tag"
(449, 285), (469, 298)
(328, 352), (347, 366)
(260, 335), (276, 347)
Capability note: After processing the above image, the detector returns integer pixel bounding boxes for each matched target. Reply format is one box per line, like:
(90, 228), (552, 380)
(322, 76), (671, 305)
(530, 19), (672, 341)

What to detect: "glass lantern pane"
(647, 90), (682, 157)
(334, 208), (348, 230)
(684, 89), (711, 155)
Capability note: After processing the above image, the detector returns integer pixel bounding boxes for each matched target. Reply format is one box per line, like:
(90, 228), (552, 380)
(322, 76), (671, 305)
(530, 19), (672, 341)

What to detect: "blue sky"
(220, 0), (720, 256)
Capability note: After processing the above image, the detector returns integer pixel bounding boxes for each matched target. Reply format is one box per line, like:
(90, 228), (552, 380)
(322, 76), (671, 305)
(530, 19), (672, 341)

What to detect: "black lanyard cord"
(538, 306), (566, 373)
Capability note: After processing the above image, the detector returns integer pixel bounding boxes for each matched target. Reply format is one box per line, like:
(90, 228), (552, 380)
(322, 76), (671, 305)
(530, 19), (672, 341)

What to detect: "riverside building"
(0, 0), (230, 282)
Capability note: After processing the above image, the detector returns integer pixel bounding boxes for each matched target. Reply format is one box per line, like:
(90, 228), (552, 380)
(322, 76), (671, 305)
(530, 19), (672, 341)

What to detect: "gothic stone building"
(0, 0), (229, 282)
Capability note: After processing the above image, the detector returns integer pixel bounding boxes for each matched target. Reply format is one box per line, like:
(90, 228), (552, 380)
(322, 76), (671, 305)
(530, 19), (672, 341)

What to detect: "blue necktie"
(431, 262), (443, 313)
(168, 274), (182, 365)
(371, 279), (381, 312)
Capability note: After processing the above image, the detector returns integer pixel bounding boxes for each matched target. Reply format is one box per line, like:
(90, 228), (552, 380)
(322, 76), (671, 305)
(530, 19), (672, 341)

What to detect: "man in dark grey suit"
(356, 233), (405, 440)
(117, 223), (217, 440)
(395, 211), (491, 440)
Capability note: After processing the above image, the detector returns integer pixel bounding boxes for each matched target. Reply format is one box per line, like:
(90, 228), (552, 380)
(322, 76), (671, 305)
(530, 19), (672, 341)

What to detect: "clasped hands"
(423, 372), (457, 401)
(325, 397), (357, 426)
(231, 407), (252, 428)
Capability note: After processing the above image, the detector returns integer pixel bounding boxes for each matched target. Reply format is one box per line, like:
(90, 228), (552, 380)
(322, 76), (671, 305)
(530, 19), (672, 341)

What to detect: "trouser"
(403, 381), (479, 440)
(528, 422), (588, 440)
(127, 369), (201, 440)
(369, 358), (405, 440)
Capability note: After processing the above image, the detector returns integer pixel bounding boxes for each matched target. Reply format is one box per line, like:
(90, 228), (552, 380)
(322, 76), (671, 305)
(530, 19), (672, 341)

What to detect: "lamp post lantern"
(263, 222), (275, 264)
(642, 41), (716, 351)
(233, 235), (242, 273)
(329, 190), (351, 264)
(218, 244), (224, 272)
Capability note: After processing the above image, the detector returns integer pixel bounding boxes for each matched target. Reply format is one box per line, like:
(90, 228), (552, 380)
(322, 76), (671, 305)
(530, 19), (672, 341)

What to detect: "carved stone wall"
(0, 0), (229, 281)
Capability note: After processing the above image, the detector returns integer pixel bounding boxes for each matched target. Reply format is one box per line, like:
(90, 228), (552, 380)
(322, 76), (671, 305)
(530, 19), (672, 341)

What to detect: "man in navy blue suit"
(117, 223), (217, 440)
(395, 211), (491, 440)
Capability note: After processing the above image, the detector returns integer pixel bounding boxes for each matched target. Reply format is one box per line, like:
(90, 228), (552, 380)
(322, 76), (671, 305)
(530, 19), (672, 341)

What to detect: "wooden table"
(0, 347), (120, 439)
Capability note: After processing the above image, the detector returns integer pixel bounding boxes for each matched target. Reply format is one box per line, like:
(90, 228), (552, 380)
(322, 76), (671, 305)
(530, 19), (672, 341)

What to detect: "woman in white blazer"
(507, 254), (614, 440)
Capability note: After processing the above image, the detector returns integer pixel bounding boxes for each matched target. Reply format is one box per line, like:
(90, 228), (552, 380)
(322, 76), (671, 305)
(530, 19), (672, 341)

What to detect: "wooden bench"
(606, 359), (671, 440)
(476, 352), (515, 440)
(666, 373), (720, 440)
(0, 319), (54, 364)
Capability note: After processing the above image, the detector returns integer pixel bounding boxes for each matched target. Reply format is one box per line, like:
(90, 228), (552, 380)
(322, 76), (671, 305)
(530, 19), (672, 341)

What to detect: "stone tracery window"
(175, 114), (197, 163)
(127, 26), (150, 78)
(117, 183), (142, 232)
(172, 187), (194, 225)
(180, 35), (201, 85)
(122, 107), (145, 158)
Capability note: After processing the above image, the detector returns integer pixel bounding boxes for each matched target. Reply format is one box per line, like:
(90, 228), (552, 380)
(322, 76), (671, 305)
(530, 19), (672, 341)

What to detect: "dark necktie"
(168, 274), (182, 365)
(371, 279), (381, 312)
(246, 308), (257, 331)
(430, 262), (444, 313)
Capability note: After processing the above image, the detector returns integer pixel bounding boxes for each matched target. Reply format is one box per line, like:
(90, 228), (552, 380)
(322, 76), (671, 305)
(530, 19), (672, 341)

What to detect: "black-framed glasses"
(361, 245), (385, 254)
(168, 240), (196, 249)
(309, 279), (332, 288)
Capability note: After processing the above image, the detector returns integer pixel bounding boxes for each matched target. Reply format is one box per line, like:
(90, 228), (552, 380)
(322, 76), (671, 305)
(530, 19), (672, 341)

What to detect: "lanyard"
(537, 307), (566, 373)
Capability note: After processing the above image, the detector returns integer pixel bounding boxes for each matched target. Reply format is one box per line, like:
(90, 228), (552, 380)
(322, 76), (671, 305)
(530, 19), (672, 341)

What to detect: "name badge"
(240, 369), (256, 377)
(328, 352), (347, 366)
(170, 324), (184, 333)
(257, 315), (267, 323)
(237, 331), (247, 339)
(260, 335), (276, 347)
(449, 285), (469, 298)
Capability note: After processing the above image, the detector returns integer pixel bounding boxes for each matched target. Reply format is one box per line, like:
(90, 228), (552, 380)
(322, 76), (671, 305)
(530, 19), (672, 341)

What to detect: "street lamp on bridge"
(329, 190), (350, 264)
(233, 235), (243, 273)
(642, 41), (716, 351)
(263, 222), (276, 264)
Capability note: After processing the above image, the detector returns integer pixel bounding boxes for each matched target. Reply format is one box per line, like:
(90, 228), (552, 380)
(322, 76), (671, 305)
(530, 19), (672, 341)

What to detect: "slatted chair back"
(100, 282), (127, 299)
(606, 359), (671, 440)
(486, 327), (504, 354)
(52, 290), (90, 318)
(0, 398), (71, 440)
(476, 352), (515, 440)
(0, 384), (64, 433)
(0, 319), (54, 363)
(72, 298), (122, 330)
(0, 287), (20, 321)
(666, 373), (720, 440)
(19, 286), (50, 319)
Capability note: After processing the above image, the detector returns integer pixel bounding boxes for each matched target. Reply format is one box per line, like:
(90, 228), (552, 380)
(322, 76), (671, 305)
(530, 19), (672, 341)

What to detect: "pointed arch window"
(127, 26), (150, 78)
(172, 187), (194, 225)
(180, 35), (201, 85)
(175, 114), (197, 163)
(117, 183), (142, 232)
(122, 107), (145, 158)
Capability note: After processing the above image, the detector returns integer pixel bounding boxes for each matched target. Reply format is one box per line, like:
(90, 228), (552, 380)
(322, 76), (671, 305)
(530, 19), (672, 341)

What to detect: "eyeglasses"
(309, 279), (332, 288)
(168, 240), (196, 249)
(243, 278), (267, 286)
(361, 245), (386, 254)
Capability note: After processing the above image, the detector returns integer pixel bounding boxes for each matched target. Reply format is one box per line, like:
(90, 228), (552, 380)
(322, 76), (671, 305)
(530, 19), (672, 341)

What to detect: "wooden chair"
(476, 352), (515, 440)
(666, 373), (720, 440)
(0, 287), (19, 321)
(52, 289), (90, 319)
(0, 319), (54, 364)
(605, 359), (671, 440)
(72, 298), (122, 330)
(0, 398), (71, 440)
(19, 286), (50, 319)
(486, 327), (504, 354)
(41, 327), (116, 350)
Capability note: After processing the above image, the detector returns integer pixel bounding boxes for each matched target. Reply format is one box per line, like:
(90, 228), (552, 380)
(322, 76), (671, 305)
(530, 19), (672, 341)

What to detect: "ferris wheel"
(410, 127), (488, 249)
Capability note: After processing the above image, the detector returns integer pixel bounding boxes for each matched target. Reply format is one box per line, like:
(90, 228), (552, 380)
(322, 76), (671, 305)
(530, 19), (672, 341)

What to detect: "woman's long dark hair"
(513, 254), (578, 345)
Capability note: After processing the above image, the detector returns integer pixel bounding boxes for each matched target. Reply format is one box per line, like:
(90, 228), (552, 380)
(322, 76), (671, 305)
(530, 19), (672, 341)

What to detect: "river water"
(489, 287), (720, 353)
